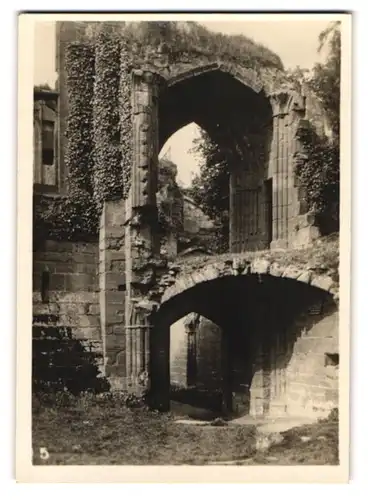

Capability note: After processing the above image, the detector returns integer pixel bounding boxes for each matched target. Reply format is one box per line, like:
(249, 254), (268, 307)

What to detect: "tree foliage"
(296, 21), (341, 234)
(188, 21), (341, 241)
(187, 129), (230, 252)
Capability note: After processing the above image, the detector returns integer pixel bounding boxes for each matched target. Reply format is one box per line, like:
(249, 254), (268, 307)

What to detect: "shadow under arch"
(149, 270), (337, 415)
(158, 64), (272, 154)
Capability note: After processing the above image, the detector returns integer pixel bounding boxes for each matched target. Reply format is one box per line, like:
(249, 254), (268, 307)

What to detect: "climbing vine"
(119, 41), (133, 198)
(34, 42), (99, 241)
(93, 28), (123, 208)
(33, 21), (287, 243)
(295, 22), (340, 234)
(295, 126), (339, 234)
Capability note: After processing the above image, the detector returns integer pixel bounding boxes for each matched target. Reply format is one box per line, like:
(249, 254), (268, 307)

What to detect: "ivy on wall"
(119, 42), (133, 199)
(93, 28), (123, 209)
(35, 22), (318, 244)
(34, 43), (99, 242)
(295, 126), (339, 234)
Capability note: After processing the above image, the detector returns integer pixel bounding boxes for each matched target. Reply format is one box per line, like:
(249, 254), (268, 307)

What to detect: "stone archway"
(148, 257), (338, 418)
(54, 22), (338, 414)
(123, 59), (331, 402)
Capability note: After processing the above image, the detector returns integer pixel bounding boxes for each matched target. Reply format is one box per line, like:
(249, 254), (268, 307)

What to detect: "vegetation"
(174, 232), (339, 285)
(32, 392), (338, 465)
(82, 20), (283, 70)
(249, 410), (339, 465)
(188, 22), (341, 240)
(35, 20), (284, 242)
(32, 323), (110, 395)
(32, 392), (257, 465)
(295, 21), (341, 234)
(188, 129), (230, 252)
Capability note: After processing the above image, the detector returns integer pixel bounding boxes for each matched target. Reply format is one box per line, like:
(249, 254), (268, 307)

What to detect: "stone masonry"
(33, 22), (340, 420)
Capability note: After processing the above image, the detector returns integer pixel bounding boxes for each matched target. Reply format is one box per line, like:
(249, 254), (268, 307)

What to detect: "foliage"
(295, 21), (341, 233)
(93, 28), (123, 209)
(174, 233), (339, 286)
(295, 126), (340, 234)
(33, 191), (99, 243)
(312, 21), (341, 139)
(157, 159), (183, 238)
(32, 324), (110, 395)
(32, 390), (337, 465)
(36, 20), (283, 242)
(34, 43), (99, 241)
(114, 21), (283, 70)
(189, 22), (341, 240)
(187, 129), (230, 252)
(32, 392), (257, 465)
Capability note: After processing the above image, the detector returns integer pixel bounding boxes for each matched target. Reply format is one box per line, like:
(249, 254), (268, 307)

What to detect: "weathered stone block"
(282, 265), (302, 280)
(65, 273), (97, 292)
(87, 304), (100, 315)
(50, 273), (66, 291)
(297, 271), (312, 284)
(71, 253), (97, 264)
(251, 258), (271, 275)
(269, 262), (283, 277)
(311, 274), (334, 292)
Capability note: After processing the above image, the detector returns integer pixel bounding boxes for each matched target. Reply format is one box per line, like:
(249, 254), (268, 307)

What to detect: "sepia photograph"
(16, 11), (351, 482)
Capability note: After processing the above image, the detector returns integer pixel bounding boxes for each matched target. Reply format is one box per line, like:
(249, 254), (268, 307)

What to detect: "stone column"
(269, 91), (320, 249)
(125, 70), (162, 394)
(270, 94), (290, 249)
(99, 199), (126, 390)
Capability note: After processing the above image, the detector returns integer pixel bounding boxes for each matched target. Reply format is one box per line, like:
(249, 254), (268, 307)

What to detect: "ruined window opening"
(42, 121), (55, 166)
(41, 270), (50, 304)
(325, 353), (339, 367)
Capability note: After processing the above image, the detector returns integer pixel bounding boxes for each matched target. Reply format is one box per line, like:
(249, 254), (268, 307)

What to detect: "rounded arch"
(159, 254), (338, 306)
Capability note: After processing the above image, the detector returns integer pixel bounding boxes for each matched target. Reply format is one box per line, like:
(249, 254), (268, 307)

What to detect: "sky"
(34, 19), (330, 187)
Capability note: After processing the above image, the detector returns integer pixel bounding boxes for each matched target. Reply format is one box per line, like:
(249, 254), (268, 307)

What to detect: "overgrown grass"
(79, 21), (283, 70)
(32, 393), (257, 465)
(251, 411), (339, 465)
(32, 393), (339, 466)
(123, 21), (283, 70)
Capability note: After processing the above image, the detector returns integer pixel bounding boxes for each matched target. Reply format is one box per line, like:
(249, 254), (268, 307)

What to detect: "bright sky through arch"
(34, 19), (329, 188)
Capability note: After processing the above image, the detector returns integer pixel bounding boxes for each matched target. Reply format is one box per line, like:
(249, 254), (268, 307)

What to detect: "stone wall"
(170, 315), (222, 391)
(170, 318), (189, 387)
(33, 240), (101, 349)
(99, 199), (126, 387)
(249, 298), (338, 420)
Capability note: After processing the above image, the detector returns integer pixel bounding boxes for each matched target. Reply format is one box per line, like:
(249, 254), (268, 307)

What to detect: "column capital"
(270, 90), (306, 118)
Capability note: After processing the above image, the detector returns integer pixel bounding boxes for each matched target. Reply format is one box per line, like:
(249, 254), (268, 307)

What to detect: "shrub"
(32, 325), (110, 396)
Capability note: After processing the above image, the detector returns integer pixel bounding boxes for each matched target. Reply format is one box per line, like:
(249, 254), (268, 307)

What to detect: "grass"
(251, 414), (339, 466)
(32, 393), (339, 466)
(122, 21), (284, 70)
(65, 21), (284, 71)
(32, 393), (257, 465)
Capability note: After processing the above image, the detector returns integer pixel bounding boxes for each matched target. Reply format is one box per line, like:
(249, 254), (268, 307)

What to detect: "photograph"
(16, 11), (351, 482)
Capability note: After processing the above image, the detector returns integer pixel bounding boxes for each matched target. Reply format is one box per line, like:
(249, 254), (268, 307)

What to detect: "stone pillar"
(269, 91), (320, 249)
(270, 93), (289, 249)
(99, 199), (126, 390)
(125, 70), (162, 394)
